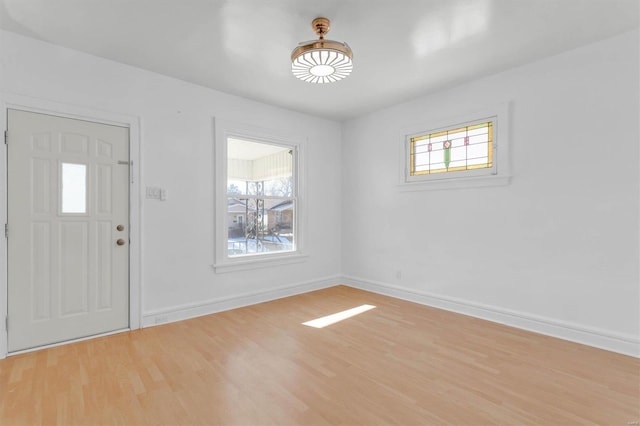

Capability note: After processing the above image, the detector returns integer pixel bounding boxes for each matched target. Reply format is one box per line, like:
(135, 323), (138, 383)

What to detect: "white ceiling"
(1, 0), (638, 121)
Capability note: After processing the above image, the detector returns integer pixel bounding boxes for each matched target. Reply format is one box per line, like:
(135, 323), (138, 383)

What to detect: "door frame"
(0, 93), (143, 358)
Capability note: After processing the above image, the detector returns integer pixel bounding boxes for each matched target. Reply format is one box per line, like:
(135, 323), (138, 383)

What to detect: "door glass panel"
(61, 163), (87, 213)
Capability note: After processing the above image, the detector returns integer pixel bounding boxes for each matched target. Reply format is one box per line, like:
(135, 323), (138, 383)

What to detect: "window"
(226, 138), (295, 257)
(410, 120), (493, 176)
(214, 121), (306, 272)
(61, 162), (87, 213)
(401, 105), (510, 190)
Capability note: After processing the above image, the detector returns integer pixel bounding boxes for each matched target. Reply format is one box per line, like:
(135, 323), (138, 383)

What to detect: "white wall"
(342, 30), (639, 355)
(0, 30), (343, 326)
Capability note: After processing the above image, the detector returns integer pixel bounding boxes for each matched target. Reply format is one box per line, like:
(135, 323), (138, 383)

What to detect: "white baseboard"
(142, 275), (341, 328)
(343, 275), (640, 358)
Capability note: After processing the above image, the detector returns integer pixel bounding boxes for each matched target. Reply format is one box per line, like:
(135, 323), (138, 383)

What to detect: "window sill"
(399, 174), (511, 192)
(213, 252), (308, 273)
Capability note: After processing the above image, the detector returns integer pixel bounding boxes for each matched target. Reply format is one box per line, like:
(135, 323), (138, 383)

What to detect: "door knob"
(116, 238), (126, 246)
(116, 224), (124, 231)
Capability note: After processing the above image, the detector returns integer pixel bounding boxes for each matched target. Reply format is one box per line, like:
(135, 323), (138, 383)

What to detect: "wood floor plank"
(0, 285), (638, 425)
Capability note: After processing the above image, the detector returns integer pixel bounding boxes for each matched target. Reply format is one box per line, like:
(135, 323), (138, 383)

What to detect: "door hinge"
(5, 316), (7, 332)
(4, 223), (7, 239)
(4, 130), (7, 145)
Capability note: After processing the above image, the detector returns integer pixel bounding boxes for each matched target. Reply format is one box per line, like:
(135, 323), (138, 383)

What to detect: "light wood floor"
(1, 286), (638, 425)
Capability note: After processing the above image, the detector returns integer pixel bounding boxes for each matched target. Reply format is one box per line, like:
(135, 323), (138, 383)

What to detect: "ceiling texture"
(1, 0), (638, 121)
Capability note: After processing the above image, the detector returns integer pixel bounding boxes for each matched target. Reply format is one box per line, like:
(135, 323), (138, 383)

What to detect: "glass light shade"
(291, 43), (353, 84)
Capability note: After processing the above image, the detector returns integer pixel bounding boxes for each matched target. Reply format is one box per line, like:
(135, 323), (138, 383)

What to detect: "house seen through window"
(226, 137), (295, 257)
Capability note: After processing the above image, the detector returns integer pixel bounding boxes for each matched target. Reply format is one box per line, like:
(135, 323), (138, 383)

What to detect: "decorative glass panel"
(410, 121), (493, 176)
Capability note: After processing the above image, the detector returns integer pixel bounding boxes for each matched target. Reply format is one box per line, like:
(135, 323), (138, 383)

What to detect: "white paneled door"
(7, 109), (130, 352)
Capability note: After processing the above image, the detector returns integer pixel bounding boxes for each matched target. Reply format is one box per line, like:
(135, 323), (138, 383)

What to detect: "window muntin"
(226, 138), (295, 258)
(409, 120), (493, 176)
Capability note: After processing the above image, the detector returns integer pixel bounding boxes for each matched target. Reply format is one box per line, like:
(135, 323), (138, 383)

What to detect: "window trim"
(399, 104), (511, 191)
(213, 119), (307, 273)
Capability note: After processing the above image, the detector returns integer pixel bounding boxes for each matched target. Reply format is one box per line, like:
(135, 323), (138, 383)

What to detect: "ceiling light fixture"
(291, 17), (353, 84)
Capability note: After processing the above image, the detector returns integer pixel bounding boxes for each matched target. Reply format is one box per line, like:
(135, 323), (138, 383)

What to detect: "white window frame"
(213, 119), (307, 273)
(399, 104), (511, 191)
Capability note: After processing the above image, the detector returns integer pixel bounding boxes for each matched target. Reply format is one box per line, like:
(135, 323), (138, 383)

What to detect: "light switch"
(146, 186), (163, 200)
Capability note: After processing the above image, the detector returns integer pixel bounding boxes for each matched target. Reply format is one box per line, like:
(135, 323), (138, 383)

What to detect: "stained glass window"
(410, 121), (493, 176)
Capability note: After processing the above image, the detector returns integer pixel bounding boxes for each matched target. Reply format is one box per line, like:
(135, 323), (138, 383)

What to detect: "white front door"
(7, 109), (130, 352)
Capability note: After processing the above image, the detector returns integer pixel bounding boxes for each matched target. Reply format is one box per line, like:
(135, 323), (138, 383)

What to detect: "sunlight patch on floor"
(302, 304), (376, 328)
